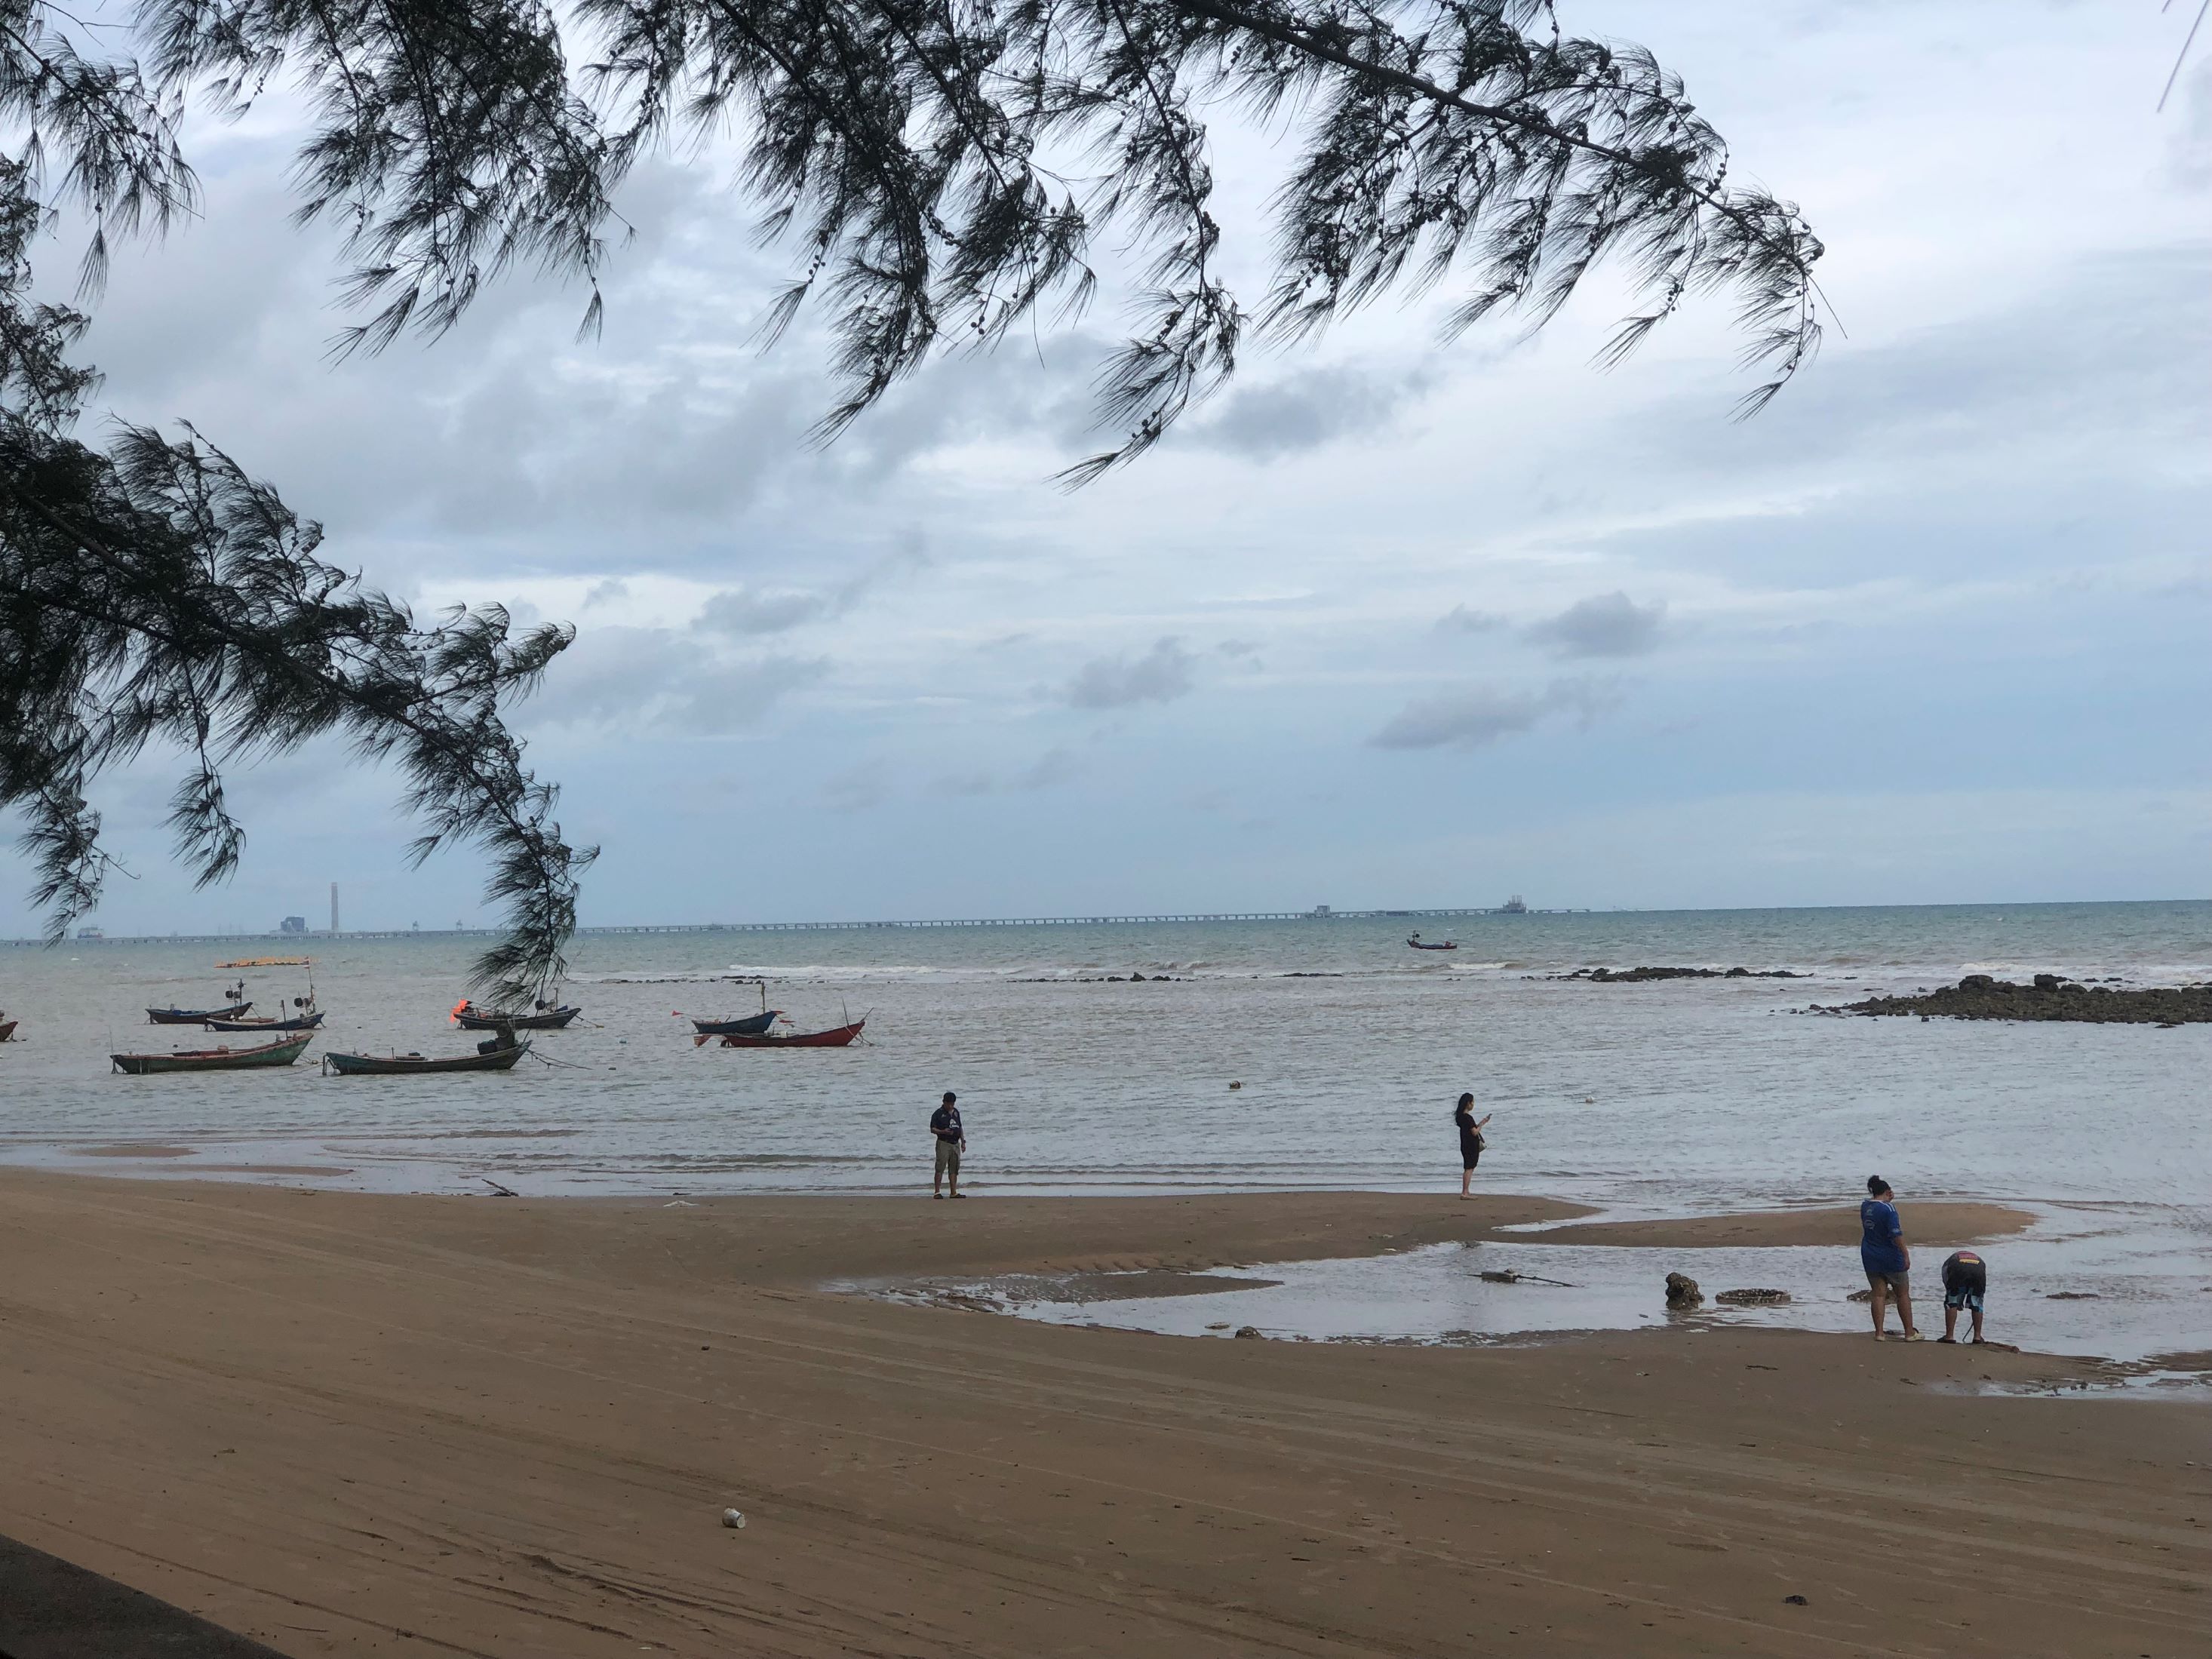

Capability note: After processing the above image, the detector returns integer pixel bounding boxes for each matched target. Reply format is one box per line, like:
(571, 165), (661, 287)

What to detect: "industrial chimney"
(330, 882), (340, 935)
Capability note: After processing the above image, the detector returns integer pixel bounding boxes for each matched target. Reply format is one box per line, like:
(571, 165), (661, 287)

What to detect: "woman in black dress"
(1454, 1092), (1492, 1198)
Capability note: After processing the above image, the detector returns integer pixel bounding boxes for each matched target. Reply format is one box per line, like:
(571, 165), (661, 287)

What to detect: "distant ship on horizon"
(1498, 895), (1528, 914)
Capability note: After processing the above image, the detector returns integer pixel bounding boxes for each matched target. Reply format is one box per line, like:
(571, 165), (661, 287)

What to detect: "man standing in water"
(1860, 1176), (1922, 1340)
(930, 1092), (966, 1200)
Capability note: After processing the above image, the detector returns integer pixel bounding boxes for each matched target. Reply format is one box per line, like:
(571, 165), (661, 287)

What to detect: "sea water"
(2, 902), (2205, 1357)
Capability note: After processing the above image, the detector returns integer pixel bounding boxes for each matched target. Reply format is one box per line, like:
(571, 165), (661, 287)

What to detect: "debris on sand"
(1665, 1272), (1703, 1308)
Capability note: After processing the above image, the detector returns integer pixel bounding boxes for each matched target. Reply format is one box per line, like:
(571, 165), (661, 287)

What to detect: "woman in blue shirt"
(1860, 1176), (1922, 1341)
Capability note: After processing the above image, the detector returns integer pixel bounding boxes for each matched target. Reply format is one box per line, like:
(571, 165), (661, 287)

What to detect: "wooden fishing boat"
(324, 1033), (531, 1075)
(699, 1018), (865, 1049)
(204, 1009), (326, 1032)
(147, 1001), (253, 1024)
(112, 1033), (312, 1074)
(1406, 934), (1458, 951)
(452, 1000), (580, 1031)
(689, 1009), (781, 1036)
(0, 1018), (17, 1043)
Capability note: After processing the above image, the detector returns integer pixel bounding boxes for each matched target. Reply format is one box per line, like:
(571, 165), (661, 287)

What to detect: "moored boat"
(0, 1017), (17, 1043)
(689, 1009), (781, 1036)
(1406, 933), (1458, 951)
(205, 1009), (326, 1032)
(147, 1001), (253, 1024)
(452, 1000), (580, 1031)
(700, 1018), (866, 1049)
(324, 1031), (531, 1075)
(112, 1033), (312, 1074)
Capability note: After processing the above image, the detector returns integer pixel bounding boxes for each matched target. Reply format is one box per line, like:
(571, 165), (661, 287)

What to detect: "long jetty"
(7, 906), (1585, 948)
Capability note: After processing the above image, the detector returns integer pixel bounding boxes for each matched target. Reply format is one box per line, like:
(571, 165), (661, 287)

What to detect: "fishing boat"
(687, 1009), (781, 1037)
(1406, 933), (1458, 951)
(699, 1017), (866, 1049)
(324, 1030), (532, 1075)
(451, 1000), (581, 1031)
(147, 1000), (253, 1023)
(111, 1033), (312, 1074)
(0, 1016), (16, 1043)
(205, 1009), (326, 1033)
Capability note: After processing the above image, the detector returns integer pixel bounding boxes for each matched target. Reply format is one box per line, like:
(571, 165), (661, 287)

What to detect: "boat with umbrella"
(112, 1032), (313, 1074)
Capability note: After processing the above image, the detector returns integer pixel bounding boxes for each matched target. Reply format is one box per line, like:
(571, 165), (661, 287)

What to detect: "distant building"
(280, 915), (309, 934)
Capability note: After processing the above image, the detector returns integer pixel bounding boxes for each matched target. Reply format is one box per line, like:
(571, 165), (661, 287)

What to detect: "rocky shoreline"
(1824, 973), (2212, 1025)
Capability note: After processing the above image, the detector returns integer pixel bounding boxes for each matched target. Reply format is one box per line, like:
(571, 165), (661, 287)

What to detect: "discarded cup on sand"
(721, 1508), (746, 1529)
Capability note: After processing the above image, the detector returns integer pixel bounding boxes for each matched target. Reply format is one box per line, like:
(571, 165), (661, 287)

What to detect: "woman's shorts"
(1865, 1268), (1909, 1294)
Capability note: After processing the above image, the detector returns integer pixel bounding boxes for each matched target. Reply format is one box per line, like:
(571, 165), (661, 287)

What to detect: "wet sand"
(0, 1170), (2203, 1657)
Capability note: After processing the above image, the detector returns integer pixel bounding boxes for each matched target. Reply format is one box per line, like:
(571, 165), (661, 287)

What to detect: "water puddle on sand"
(866, 1206), (2212, 1381)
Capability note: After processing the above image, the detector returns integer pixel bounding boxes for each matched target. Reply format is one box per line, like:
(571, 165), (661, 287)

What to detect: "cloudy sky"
(11, 0), (2209, 935)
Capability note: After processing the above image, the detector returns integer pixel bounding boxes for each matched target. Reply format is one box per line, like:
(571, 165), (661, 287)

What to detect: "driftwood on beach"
(1830, 974), (2212, 1025)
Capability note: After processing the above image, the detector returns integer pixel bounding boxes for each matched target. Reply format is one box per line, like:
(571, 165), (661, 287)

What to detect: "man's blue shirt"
(1860, 1197), (1906, 1274)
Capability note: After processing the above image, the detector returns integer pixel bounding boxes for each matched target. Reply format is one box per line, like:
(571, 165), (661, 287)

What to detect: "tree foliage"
(0, 0), (1818, 982)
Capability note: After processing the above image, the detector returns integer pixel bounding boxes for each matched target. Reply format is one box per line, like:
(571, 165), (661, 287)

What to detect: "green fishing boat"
(111, 1033), (313, 1075)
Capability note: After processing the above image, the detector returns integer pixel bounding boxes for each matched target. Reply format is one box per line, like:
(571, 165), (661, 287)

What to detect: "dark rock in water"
(2046, 1291), (2100, 1301)
(1716, 1289), (1791, 1306)
(1847, 1289), (1873, 1303)
(1665, 1272), (1703, 1307)
(1479, 1269), (1522, 1284)
(1837, 974), (2212, 1025)
(1128, 972), (1146, 982)
(1233, 1325), (1264, 1339)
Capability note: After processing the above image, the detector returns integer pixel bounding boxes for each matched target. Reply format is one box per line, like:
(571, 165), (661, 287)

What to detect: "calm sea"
(4, 902), (2206, 1358)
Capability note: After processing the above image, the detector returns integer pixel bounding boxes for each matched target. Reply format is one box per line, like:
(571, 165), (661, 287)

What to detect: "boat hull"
(147, 1003), (252, 1024)
(690, 1010), (780, 1036)
(0, 1020), (16, 1043)
(204, 1011), (326, 1032)
(708, 1019), (865, 1049)
(112, 1034), (312, 1074)
(454, 1006), (579, 1030)
(324, 1041), (531, 1075)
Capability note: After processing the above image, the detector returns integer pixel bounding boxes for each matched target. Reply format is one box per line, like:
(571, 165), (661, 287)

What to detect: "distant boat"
(1498, 895), (1528, 914)
(112, 1034), (312, 1074)
(452, 1000), (580, 1031)
(325, 1031), (532, 1075)
(0, 1017), (16, 1043)
(1407, 933), (1458, 951)
(689, 1009), (781, 1037)
(698, 1018), (866, 1049)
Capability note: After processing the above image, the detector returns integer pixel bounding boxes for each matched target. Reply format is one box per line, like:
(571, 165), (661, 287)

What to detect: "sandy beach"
(1, 1169), (2205, 1657)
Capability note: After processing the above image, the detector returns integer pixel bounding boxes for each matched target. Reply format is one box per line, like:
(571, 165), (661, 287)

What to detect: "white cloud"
(1372, 678), (1620, 751)
(1062, 638), (1197, 710)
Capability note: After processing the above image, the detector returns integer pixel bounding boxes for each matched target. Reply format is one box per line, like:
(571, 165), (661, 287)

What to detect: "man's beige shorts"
(934, 1140), (962, 1180)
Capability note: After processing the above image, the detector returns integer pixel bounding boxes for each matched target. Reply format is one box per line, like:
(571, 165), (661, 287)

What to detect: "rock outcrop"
(1832, 975), (2211, 1025)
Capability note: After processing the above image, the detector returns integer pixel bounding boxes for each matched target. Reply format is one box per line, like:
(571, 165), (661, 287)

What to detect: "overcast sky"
(11, 0), (2209, 935)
